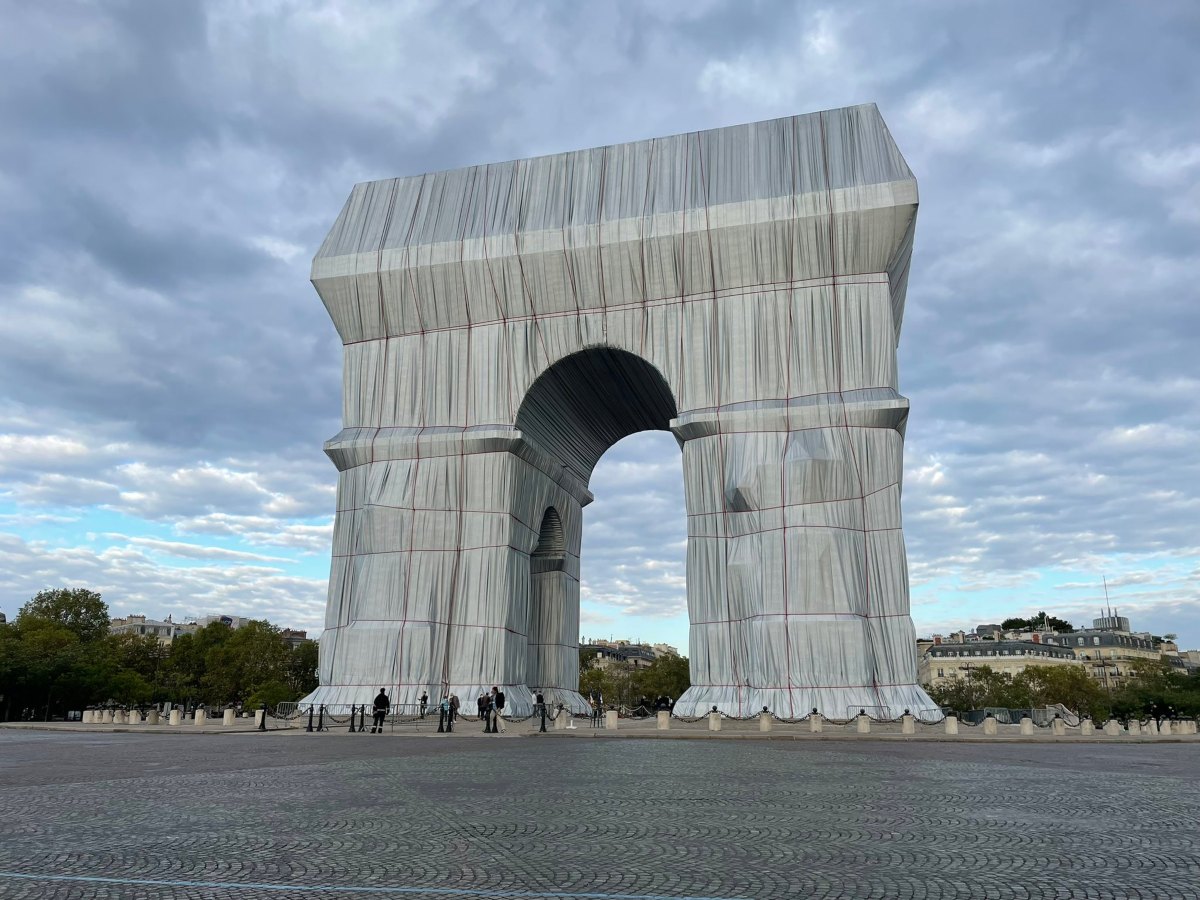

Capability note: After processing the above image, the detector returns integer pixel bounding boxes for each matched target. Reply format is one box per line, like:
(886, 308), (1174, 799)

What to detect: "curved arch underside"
(516, 348), (678, 483)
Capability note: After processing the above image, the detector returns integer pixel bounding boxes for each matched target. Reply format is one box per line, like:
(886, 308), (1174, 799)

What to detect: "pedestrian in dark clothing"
(449, 693), (460, 722)
(480, 692), (492, 731)
(419, 692), (428, 718)
(371, 689), (390, 733)
(491, 686), (506, 733)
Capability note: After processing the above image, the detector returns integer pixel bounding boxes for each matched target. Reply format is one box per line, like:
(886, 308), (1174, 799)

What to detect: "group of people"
(368, 685), (539, 734)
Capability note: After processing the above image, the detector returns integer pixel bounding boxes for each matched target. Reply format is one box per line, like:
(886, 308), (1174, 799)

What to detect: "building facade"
(919, 640), (1079, 689)
(109, 615), (197, 645)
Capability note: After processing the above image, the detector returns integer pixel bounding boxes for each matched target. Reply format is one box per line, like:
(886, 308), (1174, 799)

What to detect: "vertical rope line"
(394, 173), (429, 701)
(597, 145), (608, 344)
(781, 116), (800, 719)
(373, 179), (401, 698)
(819, 111), (883, 713)
(638, 139), (655, 361)
(440, 167), (481, 697)
(697, 131), (741, 717)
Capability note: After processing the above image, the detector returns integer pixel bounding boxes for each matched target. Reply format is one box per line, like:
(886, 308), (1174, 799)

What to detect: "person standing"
(479, 691), (492, 731)
(449, 693), (460, 723)
(418, 692), (428, 719)
(371, 689), (390, 733)
(491, 686), (506, 733)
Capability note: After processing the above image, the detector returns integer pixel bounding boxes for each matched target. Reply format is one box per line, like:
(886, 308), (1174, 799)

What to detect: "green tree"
(927, 665), (1028, 713)
(635, 655), (690, 701)
(1111, 660), (1200, 722)
(18, 588), (110, 643)
(1013, 665), (1110, 721)
(200, 620), (290, 706)
(286, 640), (319, 696)
(164, 622), (235, 703)
(246, 680), (297, 710)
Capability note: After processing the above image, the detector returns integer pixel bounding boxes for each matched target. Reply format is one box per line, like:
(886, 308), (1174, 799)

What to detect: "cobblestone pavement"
(0, 731), (1197, 899)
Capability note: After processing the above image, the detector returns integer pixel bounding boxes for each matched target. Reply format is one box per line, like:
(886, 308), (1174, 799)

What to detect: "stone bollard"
(111, 710), (124, 725)
(1145, 719), (1158, 736)
(856, 713), (871, 734)
(101, 709), (114, 724)
(809, 712), (823, 733)
(82, 710), (92, 724)
(147, 710), (160, 725)
(169, 709), (182, 726)
(1051, 718), (1066, 737)
(1080, 719), (1094, 736)
(1019, 716), (1034, 736)
(222, 709), (236, 726)
(1159, 720), (1173, 737)
(604, 710), (618, 731)
(656, 710), (670, 731)
(708, 710), (722, 732)
(555, 708), (568, 730)
(254, 709), (266, 729)
(982, 716), (998, 735)
(194, 709), (206, 727)
(1127, 719), (1141, 736)
(944, 715), (959, 735)
(759, 711), (772, 733)
(901, 713), (915, 735)
(127, 710), (141, 725)
(1103, 719), (1121, 736)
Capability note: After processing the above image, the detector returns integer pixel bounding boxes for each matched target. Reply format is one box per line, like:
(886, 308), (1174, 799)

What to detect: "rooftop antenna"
(1102, 576), (1112, 619)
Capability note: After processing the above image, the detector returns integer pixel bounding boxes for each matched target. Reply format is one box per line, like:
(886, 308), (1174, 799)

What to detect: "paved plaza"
(0, 730), (1196, 899)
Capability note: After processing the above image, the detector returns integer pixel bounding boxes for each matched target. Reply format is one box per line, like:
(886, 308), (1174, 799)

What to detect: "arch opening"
(516, 347), (678, 483)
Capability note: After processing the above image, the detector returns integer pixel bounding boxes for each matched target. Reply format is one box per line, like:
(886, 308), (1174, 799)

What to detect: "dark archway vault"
(516, 348), (678, 484)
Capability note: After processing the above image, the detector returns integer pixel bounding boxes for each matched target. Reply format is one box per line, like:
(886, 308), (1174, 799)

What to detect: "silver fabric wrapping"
(304, 103), (939, 720)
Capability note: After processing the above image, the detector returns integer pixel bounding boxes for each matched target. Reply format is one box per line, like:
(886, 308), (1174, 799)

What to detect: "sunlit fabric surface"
(304, 103), (939, 720)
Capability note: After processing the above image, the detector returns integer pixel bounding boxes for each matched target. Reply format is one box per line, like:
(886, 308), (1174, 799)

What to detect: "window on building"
(937, 668), (944, 678)
(1093, 637), (1100, 645)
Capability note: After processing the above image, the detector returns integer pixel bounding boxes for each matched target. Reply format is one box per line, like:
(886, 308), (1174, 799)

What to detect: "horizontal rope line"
(337, 273), (891, 345)
(690, 611), (912, 625)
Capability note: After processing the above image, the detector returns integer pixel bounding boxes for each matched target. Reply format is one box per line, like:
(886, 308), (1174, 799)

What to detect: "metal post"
(348, 704), (358, 733)
(306, 705), (314, 733)
(540, 703), (547, 733)
(259, 706), (267, 732)
(437, 707), (445, 733)
(358, 705), (366, 733)
(317, 704), (326, 732)
(446, 708), (453, 733)
(484, 709), (492, 733)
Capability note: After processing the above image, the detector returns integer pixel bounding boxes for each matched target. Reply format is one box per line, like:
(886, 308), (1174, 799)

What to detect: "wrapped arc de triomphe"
(303, 103), (941, 720)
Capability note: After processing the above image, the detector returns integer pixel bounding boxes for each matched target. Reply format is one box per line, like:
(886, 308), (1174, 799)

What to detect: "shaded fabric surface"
(304, 103), (939, 719)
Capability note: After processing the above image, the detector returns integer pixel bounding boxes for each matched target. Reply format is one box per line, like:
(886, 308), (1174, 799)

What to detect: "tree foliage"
(20, 588), (111, 643)
(927, 660), (1200, 723)
(0, 588), (320, 720)
(999, 612), (1075, 633)
(578, 653), (691, 708)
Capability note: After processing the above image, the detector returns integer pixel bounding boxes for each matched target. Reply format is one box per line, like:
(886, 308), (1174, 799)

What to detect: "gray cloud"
(1, 1), (1197, 645)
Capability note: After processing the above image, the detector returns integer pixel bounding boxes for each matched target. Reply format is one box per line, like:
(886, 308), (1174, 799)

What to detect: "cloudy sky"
(1, 1), (1198, 651)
